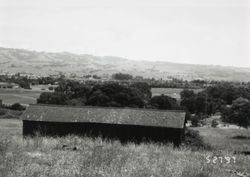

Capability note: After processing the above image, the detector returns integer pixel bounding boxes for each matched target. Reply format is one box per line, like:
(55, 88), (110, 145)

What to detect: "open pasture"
(192, 127), (250, 152)
(0, 88), (41, 104)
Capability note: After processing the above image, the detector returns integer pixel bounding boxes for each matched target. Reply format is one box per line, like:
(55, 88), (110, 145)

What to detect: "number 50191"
(206, 155), (236, 164)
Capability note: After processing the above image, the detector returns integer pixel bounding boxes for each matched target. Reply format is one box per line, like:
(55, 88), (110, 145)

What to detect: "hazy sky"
(0, 0), (249, 67)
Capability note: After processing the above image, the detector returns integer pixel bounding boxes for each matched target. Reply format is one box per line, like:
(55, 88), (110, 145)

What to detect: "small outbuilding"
(21, 104), (186, 146)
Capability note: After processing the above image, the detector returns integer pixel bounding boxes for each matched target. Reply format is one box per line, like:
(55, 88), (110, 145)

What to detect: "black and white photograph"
(0, 0), (249, 176)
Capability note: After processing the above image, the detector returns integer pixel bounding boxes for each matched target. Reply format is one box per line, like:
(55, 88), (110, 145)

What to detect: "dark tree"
(190, 115), (199, 127)
(180, 89), (196, 113)
(195, 93), (206, 114)
(10, 103), (26, 111)
(150, 94), (179, 110)
(180, 89), (218, 115)
(222, 97), (250, 128)
(235, 102), (250, 128)
(180, 89), (195, 99)
(37, 92), (68, 105)
(55, 80), (91, 100)
(17, 77), (31, 89)
(180, 97), (196, 114)
(112, 73), (133, 80)
(86, 83), (145, 108)
(87, 90), (111, 107)
(131, 82), (152, 104)
(221, 106), (234, 123)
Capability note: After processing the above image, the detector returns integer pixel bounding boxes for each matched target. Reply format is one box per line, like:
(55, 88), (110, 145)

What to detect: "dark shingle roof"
(21, 104), (185, 129)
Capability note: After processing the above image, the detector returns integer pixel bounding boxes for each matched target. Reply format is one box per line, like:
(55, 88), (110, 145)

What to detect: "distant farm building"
(22, 105), (186, 146)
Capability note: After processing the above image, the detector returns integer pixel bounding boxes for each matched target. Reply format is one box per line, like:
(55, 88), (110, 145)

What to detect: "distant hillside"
(0, 47), (250, 82)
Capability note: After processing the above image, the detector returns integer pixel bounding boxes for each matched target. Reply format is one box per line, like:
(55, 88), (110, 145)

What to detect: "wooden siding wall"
(23, 120), (183, 146)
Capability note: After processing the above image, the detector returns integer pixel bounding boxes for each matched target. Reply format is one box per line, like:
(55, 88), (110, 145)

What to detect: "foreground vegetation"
(0, 108), (23, 119)
(1, 135), (250, 177)
(0, 119), (249, 177)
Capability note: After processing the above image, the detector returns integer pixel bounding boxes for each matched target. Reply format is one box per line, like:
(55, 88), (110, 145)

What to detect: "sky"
(0, 0), (249, 67)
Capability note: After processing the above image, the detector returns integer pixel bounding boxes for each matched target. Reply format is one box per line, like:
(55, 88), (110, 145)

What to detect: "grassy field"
(0, 88), (41, 104)
(192, 127), (250, 152)
(151, 88), (203, 100)
(0, 119), (22, 136)
(0, 119), (249, 177)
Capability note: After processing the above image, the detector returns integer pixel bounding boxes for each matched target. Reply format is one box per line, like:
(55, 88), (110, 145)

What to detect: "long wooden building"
(21, 104), (186, 146)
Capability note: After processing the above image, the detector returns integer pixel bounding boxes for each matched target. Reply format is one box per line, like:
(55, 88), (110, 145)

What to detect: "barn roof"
(21, 104), (186, 129)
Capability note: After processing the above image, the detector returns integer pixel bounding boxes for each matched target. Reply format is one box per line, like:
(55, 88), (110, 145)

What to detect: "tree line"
(36, 79), (250, 128)
(37, 80), (180, 110)
(180, 83), (250, 128)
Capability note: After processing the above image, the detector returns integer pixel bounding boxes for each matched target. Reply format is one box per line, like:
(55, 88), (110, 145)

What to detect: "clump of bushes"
(0, 103), (25, 119)
(0, 108), (23, 119)
(2, 103), (26, 111)
(10, 103), (26, 111)
(183, 129), (212, 151)
(190, 115), (200, 127)
(232, 135), (250, 140)
(211, 119), (218, 128)
(0, 108), (6, 116)
(150, 94), (180, 110)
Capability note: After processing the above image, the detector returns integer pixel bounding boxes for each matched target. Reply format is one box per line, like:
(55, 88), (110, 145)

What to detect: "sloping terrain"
(1, 47), (250, 81)
(0, 119), (249, 177)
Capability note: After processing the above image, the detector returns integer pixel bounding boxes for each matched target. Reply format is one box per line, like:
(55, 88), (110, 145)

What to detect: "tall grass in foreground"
(0, 135), (249, 177)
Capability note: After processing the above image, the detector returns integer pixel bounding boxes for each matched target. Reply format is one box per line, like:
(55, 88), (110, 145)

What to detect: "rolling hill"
(0, 47), (250, 82)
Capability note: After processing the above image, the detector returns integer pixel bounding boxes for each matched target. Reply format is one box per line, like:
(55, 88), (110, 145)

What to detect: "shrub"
(185, 111), (191, 120)
(112, 73), (133, 80)
(0, 108), (6, 116)
(211, 119), (218, 128)
(37, 92), (68, 105)
(10, 103), (26, 111)
(150, 94), (180, 110)
(183, 129), (212, 150)
(191, 115), (199, 127)
(232, 135), (250, 140)
(86, 83), (145, 108)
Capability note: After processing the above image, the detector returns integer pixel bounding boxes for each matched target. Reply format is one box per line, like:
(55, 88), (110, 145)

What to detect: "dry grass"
(0, 108), (23, 119)
(192, 127), (250, 152)
(1, 135), (250, 177)
(0, 88), (41, 105)
(0, 119), (249, 177)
